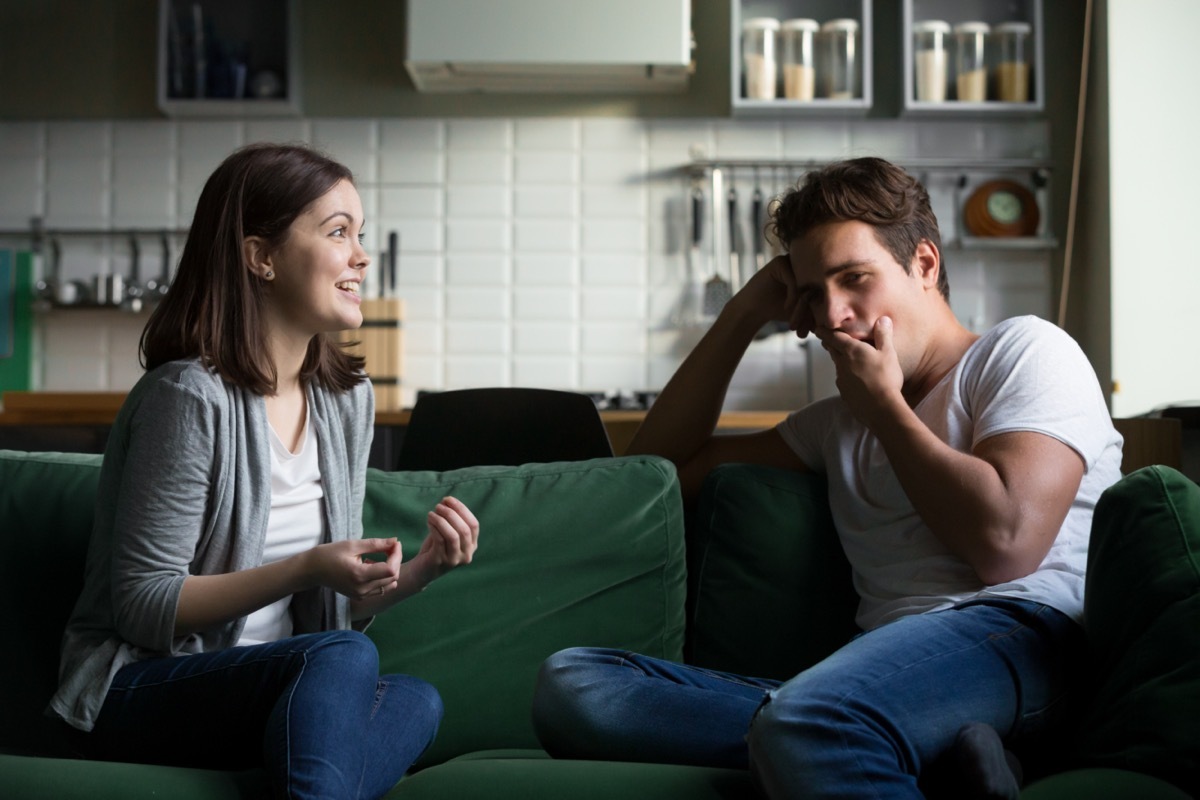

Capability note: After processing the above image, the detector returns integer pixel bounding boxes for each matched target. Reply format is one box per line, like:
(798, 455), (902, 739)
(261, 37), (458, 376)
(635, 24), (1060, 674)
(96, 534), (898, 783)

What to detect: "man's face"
(788, 220), (933, 369)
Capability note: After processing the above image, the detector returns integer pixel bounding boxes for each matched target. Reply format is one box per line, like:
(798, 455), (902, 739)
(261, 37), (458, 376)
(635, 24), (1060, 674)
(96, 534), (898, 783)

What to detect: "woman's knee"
(297, 629), (380, 677)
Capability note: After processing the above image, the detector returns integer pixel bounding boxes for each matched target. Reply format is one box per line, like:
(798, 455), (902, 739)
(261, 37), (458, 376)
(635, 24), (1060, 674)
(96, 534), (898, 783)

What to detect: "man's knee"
(532, 647), (615, 755)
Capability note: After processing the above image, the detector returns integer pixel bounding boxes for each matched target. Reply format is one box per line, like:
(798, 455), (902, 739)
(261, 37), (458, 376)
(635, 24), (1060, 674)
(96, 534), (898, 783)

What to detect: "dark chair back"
(394, 388), (614, 471)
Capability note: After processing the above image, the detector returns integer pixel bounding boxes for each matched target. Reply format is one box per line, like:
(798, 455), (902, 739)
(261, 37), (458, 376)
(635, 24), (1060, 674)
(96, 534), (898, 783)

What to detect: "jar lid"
(781, 18), (820, 32)
(912, 20), (951, 34)
(953, 21), (992, 34)
(994, 21), (1033, 34)
(821, 18), (859, 32)
(743, 17), (780, 31)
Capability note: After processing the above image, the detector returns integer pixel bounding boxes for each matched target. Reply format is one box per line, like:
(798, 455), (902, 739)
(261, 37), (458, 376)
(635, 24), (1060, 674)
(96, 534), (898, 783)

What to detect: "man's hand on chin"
(821, 317), (906, 427)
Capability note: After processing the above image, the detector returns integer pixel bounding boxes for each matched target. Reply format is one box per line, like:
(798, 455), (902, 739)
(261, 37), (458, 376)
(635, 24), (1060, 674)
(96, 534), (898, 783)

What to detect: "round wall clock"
(963, 180), (1040, 237)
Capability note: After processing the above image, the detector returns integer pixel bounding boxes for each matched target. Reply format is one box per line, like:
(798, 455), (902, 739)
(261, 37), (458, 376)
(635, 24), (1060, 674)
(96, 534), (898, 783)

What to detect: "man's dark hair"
(769, 157), (949, 300)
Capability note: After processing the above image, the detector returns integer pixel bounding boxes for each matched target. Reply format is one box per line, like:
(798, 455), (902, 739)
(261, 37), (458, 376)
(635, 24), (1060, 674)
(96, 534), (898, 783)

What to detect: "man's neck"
(902, 321), (980, 408)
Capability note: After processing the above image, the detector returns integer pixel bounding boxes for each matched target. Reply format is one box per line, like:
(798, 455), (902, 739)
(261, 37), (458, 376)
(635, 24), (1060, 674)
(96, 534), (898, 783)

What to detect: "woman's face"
(261, 179), (370, 342)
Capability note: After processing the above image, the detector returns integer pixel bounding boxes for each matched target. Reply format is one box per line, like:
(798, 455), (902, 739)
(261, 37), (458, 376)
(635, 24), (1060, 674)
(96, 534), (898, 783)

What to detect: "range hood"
(405, 0), (693, 94)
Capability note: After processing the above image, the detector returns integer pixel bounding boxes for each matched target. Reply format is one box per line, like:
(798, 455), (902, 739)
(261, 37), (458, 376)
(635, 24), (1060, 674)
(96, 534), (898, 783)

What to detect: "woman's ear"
(243, 236), (274, 281)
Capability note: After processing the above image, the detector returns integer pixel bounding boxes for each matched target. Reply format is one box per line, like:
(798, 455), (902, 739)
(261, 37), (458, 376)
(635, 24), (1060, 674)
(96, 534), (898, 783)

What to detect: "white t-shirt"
(777, 315), (1124, 631)
(237, 417), (326, 646)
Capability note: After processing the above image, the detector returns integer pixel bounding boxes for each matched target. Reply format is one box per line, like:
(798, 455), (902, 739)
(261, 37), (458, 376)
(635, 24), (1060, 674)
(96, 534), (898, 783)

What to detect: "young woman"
(48, 143), (480, 799)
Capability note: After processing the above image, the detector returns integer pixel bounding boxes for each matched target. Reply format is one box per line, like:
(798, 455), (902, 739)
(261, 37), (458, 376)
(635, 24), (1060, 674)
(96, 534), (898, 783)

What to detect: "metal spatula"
(702, 168), (731, 318)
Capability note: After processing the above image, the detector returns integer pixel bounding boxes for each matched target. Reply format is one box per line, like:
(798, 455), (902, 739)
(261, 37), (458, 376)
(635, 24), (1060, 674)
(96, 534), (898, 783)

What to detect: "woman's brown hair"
(140, 142), (366, 394)
(769, 157), (949, 300)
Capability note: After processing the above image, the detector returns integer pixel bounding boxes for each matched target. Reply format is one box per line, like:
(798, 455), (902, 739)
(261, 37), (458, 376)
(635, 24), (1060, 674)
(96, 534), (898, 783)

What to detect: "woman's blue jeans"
(85, 630), (441, 800)
(532, 598), (1082, 799)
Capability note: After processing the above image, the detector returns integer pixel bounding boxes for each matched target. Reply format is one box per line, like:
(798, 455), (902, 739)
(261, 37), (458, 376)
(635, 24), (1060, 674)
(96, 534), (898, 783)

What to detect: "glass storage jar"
(742, 17), (780, 100)
(912, 20), (951, 102)
(780, 18), (819, 101)
(994, 21), (1032, 102)
(953, 21), (991, 102)
(820, 18), (859, 100)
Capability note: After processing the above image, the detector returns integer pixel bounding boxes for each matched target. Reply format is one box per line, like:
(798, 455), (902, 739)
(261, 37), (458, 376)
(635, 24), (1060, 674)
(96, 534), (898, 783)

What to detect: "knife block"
(339, 297), (405, 410)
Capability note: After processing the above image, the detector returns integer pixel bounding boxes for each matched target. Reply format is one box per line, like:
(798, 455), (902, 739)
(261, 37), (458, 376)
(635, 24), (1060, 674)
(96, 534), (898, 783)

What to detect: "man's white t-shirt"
(777, 315), (1124, 631)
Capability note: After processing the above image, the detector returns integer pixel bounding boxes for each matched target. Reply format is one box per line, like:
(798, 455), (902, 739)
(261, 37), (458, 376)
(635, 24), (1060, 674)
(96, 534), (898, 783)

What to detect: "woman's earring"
(264, 270), (274, 280)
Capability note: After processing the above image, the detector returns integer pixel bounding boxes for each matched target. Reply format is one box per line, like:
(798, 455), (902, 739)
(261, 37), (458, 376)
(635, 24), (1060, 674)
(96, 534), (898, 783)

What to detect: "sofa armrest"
(686, 463), (859, 681)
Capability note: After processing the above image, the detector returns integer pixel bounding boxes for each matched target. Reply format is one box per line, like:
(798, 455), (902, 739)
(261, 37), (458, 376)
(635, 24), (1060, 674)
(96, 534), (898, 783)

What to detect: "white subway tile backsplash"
(581, 322), (646, 355)
(514, 220), (575, 254)
(582, 151), (646, 184)
(389, 220), (443, 254)
(580, 358), (647, 391)
(514, 152), (577, 185)
(447, 151), (510, 185)
(445, 321), (509, 355)
(446, 254), (508, 286)
(512, 357), (576, 389)
(447, 186), (510, 218)
(514, 254), (577, 287)
(581, 287), (645, 321)
(445, 287), (509, 321)
(7, 114), (1053, 407)
(0, 123), (44, 156)
(380, 187), (443, 219)
(381, 119), (444, 152)
(447, 220), (510, 253)
(0, 156), (44, 227)
(515, 119), (579, 151)
(47, 122), (112, 158)
(513, 322), (577, 355)
(581, 255), (644, 287)
(714, 121), (782, 160)
(514, 287), (576, 321)
(581, 220), (644, 253)
(582, 186), (645, 218)
(582, 118), (646, 152)
(446, 119), (512, 152)
(444, 356), (509, 389)
(380, 150), (444, 185)
(515, 187), (578, 219)
(113, 122), (175, 154)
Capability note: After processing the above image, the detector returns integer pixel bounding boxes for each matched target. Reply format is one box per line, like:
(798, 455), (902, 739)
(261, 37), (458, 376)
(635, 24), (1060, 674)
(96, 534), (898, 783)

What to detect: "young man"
(531, 158), (1123, 798)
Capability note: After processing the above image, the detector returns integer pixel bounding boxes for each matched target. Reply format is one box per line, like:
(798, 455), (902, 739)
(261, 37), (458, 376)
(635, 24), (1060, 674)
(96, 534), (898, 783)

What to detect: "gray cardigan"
(49, 359), (375, 731)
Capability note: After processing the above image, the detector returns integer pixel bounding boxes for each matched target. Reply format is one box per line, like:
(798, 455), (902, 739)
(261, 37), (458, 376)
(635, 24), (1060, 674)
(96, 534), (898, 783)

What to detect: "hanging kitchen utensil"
(121, 234), (144, 313)
(676, 181), (705, 327)
(702, 168), (731, 318)
(751, 174), (766, 274)
(727, 185), (741, 292)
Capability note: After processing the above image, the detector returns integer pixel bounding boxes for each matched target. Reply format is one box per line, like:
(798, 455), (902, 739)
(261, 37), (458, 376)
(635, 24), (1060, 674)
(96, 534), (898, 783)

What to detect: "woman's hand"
(305, 537), (403, 601)
(407, 496), (480, 588)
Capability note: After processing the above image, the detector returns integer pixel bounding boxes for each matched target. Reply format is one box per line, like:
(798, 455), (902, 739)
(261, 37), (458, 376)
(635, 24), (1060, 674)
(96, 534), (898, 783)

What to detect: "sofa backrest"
(0, 450), (104, 755)
(361, 456), (686, 766)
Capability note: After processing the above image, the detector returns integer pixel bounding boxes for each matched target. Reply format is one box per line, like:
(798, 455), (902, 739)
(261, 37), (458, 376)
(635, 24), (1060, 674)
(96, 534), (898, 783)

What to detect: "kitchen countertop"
(0, 392), (789, 453)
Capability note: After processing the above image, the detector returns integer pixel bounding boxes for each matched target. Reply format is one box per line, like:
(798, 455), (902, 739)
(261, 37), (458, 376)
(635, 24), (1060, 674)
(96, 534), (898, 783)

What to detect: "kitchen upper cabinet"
(902, 0), (1044, 115)
(156, 0), (300, 117)
(731, 0), (873, 116)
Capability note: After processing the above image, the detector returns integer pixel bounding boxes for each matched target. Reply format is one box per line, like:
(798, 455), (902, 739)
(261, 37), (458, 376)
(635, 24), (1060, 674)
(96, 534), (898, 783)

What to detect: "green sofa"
(0, 449), (1196, 798)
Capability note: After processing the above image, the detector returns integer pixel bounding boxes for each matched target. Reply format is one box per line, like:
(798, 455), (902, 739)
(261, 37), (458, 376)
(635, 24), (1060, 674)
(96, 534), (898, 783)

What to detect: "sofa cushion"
(363, 455), (687, 767)
(387, 751), (750, 800)
(0, 450), (104, 755)
(1076, 465), (1200, 795)
(687, 463), (859, 680)
(0, 753), (268, 799)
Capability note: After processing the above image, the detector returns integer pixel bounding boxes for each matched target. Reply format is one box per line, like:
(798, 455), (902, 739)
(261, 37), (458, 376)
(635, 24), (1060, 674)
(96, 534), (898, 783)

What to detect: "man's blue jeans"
(85, 630), (441, 800)
(532, 598), (1082, 799)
